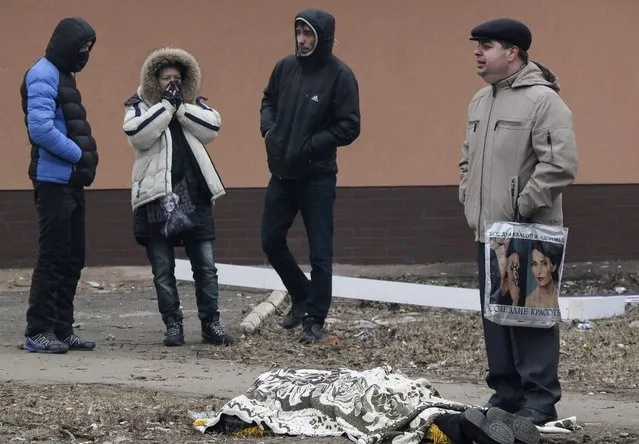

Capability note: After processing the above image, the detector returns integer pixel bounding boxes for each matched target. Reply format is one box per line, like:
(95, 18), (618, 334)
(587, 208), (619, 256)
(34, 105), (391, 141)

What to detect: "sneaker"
(460, 407), (515, 444)
(164, 317), (185, 346)
(61, 334), (96, 351)
(201, 319), (234, 346)
(299, 317), (325, 344)
(280, 299), (306, 329)
(23, 330), (69, 354)
(486, 407), (540, 444)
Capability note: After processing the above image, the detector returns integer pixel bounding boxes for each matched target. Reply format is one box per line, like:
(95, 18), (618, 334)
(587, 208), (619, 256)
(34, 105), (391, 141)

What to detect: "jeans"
(477, 242), (561, 416)
(26, 182), (85, 338)
(145, 237), (220, 323)
(260, 174), (336, 322)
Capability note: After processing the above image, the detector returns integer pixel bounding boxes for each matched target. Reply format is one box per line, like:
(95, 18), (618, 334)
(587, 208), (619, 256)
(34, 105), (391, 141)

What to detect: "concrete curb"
(175, 261), (630, 321)
(239, 290), (288, 334)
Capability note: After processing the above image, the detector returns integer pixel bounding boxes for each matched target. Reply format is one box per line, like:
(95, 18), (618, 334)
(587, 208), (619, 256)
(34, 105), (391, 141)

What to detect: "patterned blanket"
(191, 365), (474, 443)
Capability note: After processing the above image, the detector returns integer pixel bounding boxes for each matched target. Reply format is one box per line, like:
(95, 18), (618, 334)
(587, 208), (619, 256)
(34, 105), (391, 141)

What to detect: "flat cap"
(470, 18), (532, 51)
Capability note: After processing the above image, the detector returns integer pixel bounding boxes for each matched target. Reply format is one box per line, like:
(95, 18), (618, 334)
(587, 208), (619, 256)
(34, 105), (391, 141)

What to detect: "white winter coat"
(122, 47), (226, 210)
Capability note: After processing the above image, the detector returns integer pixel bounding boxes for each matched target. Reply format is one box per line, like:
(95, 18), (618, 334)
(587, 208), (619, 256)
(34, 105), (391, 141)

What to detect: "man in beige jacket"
(459, 18), (579, 426)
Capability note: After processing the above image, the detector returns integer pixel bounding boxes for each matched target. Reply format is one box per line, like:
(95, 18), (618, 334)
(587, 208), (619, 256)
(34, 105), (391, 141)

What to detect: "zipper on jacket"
(164, 131), (170, 195)
(547, 130), (554, 161)
(493, 120), (523, 130)
(510, 177), (517, 216)
(478, 97), (496, 234)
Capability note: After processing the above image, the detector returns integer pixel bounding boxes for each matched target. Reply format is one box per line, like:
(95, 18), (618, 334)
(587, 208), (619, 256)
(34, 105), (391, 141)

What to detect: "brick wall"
(0, 185), (637, 268)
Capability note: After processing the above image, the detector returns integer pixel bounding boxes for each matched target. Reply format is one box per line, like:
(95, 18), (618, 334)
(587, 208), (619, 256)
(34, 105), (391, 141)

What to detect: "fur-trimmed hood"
(139, 47), (201, 105)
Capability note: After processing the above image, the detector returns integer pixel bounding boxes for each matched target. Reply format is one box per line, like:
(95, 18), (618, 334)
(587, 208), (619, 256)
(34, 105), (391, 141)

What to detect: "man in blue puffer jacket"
(20, 17), (99, 354)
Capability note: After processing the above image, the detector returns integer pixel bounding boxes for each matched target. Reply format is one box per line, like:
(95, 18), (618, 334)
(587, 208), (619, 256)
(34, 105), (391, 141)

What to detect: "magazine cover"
(484, 221), (569, 328)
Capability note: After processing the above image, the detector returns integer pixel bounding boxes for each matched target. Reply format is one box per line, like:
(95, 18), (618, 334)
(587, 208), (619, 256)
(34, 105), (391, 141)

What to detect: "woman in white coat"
(123, 47), (233, 347)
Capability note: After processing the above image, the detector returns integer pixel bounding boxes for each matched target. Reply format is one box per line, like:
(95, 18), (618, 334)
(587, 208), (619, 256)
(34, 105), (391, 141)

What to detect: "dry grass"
(0, 382), (636, 444)
(202, 300), (639, 394)
(0, 383), (221, 442)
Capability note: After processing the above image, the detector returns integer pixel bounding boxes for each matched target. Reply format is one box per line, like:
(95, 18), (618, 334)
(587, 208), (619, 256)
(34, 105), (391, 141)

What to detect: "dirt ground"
(0, 262), (637, 443)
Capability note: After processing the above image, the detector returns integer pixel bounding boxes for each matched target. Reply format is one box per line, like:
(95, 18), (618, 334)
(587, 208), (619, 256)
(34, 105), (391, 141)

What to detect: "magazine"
(484, 221), (569, 328)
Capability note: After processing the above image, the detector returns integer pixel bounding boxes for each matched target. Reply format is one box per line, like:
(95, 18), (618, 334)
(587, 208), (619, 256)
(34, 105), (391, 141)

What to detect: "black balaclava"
(45, 17), (96, 74)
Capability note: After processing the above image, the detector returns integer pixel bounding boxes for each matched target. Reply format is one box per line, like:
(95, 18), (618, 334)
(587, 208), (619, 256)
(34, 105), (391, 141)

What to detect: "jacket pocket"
(465, 119), (481, 169)
(265, 126), (286, 166)
(284, 135), (312, 169)
(466, 119), (480, 147)
(132, 156), (153, 198)
(492, 119), (530, 162)
(133, 156), (152, 182)
(532, 129), (555, 162)
(493, 119), (525, 130)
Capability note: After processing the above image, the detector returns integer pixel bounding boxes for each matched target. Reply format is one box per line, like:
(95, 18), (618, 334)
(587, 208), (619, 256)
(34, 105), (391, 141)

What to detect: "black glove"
(162, 80), (182, 108)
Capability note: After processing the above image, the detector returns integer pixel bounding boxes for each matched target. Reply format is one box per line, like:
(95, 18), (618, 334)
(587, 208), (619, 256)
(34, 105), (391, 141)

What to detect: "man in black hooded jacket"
(260, 8), (361, 343)
(20, 17), (98, 354)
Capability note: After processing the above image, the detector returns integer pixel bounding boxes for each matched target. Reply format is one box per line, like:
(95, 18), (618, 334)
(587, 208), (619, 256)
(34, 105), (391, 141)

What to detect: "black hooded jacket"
(20, 17), (99, 187)
(260, 9), (361, 179)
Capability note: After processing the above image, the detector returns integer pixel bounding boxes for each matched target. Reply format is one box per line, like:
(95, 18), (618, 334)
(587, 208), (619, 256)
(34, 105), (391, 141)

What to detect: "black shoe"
(298, 317), (325, 344)
(61, 333), (96, 351)
(280, 299), (306, 329)
(514, 407), (557, 426)
(164, 317), (185, 346)
(460, 407), (515, 444)
(486, 407), (540, 444)
(23, 329), (69, 354)
(201, 319), (235, 346)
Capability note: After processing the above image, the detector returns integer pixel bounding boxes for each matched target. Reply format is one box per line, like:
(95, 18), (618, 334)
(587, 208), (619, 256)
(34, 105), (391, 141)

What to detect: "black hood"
(294, 9), (335, 67)
(45, 17), (96, 74)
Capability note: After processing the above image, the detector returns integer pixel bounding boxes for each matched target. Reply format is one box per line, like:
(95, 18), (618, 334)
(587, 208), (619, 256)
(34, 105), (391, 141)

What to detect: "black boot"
(280, 298), (306, 329)
(201, 319), (235, 346)
(164, 317), (184, 346)
(299, 316), (325, 344)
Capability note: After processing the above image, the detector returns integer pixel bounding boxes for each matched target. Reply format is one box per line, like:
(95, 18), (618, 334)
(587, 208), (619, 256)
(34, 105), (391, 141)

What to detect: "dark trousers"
(260, 174), (336, 322)
(477, 242), (561, 417)
(145, 237), (220, 323)
(26, 182), (85, 338)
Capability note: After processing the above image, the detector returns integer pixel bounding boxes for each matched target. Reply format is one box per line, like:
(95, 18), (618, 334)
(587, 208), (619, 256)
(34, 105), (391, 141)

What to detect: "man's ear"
(507, 46), (520, 63)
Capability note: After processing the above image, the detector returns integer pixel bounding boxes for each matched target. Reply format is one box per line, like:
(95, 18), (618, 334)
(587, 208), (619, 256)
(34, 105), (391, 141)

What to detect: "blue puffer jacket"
(20, 17), (99, 186)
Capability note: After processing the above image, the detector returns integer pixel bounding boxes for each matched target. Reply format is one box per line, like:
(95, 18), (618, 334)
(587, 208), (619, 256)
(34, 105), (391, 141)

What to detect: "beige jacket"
(122, 48), (226, 210)
(459, 62), (579, 242)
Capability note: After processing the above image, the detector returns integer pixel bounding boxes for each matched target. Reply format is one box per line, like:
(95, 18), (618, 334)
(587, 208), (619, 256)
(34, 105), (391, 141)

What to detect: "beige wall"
(2, 0), (638, 190)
